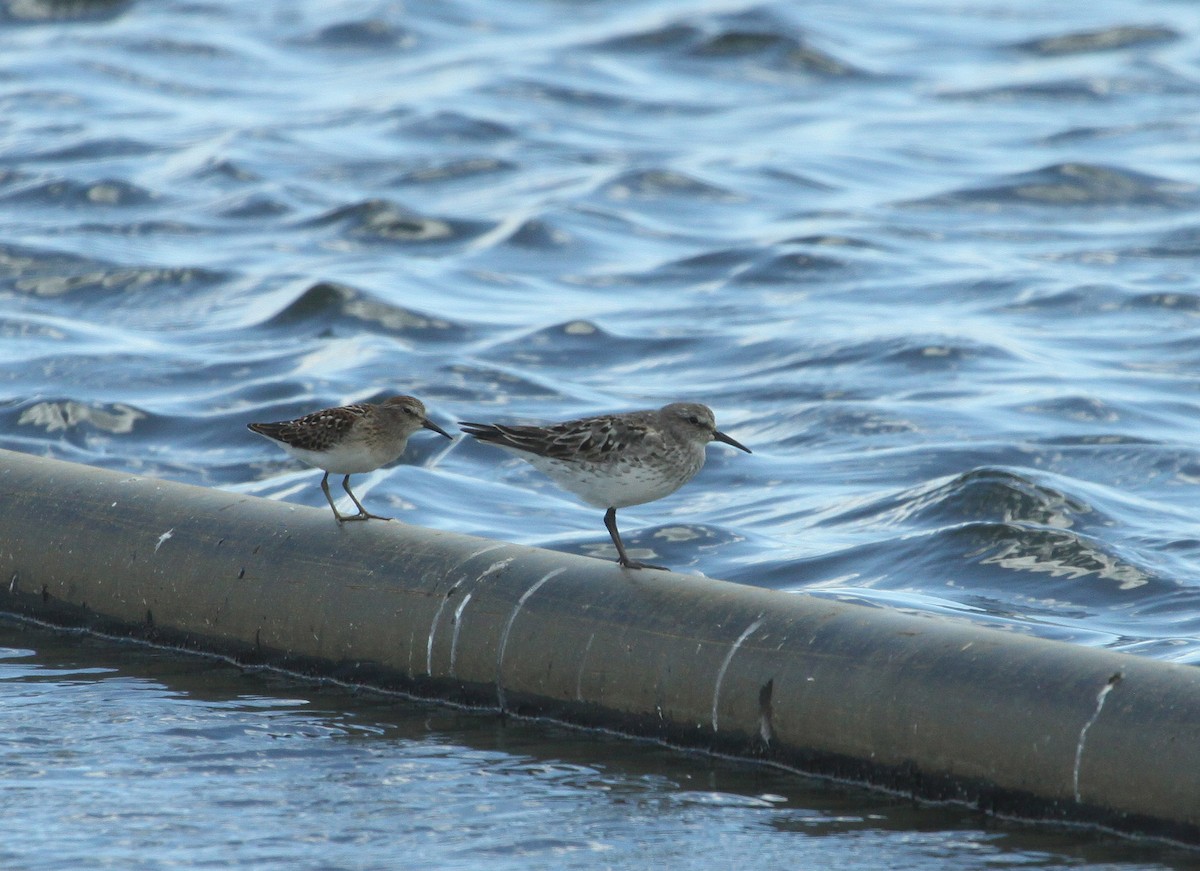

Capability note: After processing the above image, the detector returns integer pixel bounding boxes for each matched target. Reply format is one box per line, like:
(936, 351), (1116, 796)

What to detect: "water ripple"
(1, 0), (1198, 669)
(904, 162), (1199, 209)
(1010, 24), (1180, 56)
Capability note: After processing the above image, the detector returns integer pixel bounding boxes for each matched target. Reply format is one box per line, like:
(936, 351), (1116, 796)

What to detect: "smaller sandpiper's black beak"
(423, 419), (454, 439)
(713, 429), (751, 453)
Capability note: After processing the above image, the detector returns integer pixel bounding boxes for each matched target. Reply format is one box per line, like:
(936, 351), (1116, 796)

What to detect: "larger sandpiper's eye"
(688, 415), (701, 425)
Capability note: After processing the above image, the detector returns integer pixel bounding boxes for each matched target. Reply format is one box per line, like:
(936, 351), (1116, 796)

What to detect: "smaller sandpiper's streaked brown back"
(459, 402), (751, 570)
(248, 395), (452, 522)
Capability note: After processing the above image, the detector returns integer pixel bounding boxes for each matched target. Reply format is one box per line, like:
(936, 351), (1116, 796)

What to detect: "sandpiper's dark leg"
(320, 472), (349, 522)
(341, 474), (391, 521)
(604, 507), (667, 571)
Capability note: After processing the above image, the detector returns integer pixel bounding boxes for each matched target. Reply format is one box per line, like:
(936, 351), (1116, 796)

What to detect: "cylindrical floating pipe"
(0, 448), (1196, 845)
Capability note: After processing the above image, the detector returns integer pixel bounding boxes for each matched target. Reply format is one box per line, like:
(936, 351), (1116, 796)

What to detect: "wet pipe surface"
(1, 552), (1196, 848)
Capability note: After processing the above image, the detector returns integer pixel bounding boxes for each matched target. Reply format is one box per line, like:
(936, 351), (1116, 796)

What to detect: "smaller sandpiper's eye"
(688, 415), (701, 425)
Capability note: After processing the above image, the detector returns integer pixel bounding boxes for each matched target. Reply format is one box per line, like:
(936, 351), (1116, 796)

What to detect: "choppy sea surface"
(2, 0), (1200, 866)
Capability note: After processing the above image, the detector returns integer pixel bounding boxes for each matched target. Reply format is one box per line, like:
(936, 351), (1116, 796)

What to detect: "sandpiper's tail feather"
(458, 421), (549, 456)
(247, 421), (284, 439)
(459, 421), (513, 443)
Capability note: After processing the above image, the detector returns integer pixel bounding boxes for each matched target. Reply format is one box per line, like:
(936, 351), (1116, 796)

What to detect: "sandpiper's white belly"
(281, 438), (408, 475)
(516, 450), (706, 509)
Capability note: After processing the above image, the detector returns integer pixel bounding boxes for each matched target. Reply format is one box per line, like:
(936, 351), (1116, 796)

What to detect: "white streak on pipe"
(426, 591), (455, 676)
(495, 568), (566, 710)
(426, 560), (513, 677)
(1074, 672), (1122, 803)
(448, 592), (474, 676)
(712, 616), (765, 733)
(154, 529), (174, 553)
(477, 558), (514, 581)
(464, 543), (507, 564)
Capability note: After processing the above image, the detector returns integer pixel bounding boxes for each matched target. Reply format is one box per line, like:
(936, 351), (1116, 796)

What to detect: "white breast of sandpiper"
(520, 448), (706, 509)
(279, 434), (410, 475)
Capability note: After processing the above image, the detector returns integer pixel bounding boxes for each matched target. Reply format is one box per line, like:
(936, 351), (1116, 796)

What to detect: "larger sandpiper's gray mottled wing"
(458, 410), (663, 464)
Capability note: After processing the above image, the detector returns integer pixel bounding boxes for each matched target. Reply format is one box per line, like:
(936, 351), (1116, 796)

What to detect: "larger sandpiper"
(248, 395), (452, 522)
(459, 402), (751, 570)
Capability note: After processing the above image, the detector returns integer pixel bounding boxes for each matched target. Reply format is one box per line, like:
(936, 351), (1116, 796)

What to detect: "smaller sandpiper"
(248, 395), (452, 522)
(460, 402), (751, 570)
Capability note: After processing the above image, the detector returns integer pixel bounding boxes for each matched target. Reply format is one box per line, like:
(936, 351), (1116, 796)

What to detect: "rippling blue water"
(2, 0), (1199, 864)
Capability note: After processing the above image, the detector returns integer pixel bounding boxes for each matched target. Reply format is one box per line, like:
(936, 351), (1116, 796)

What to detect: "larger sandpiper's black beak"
(713, 429), (752, 453)
(423, 419), (453, 439)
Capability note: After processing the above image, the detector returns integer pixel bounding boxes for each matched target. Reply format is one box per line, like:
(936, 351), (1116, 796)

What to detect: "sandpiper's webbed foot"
(336, 476), (393, 522)
(336, 510), (392, 523)
(604, 508), (668, 571)
(618, 557), (669, 571)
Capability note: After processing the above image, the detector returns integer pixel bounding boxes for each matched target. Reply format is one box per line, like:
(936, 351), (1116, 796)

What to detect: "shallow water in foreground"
(2, 0), (1200, 865)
